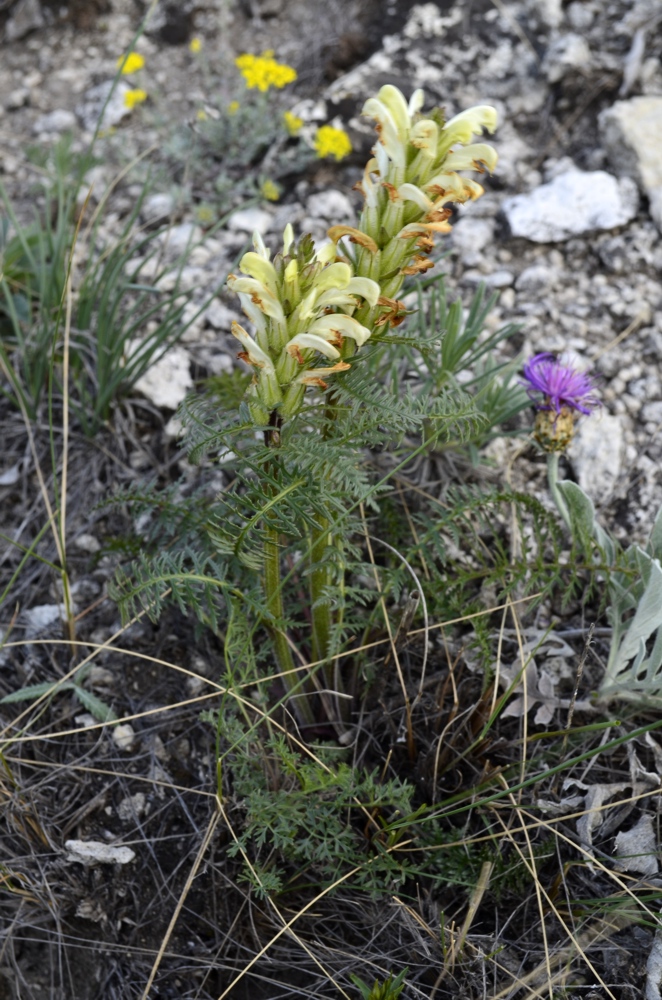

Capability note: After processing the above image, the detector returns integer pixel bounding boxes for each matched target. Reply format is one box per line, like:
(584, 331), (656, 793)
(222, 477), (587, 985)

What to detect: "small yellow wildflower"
(234, 52), (297, 92)
(260, 179), (281, 202)
(227, 100), (240, 115)
(194, 204), (216, 227)
(283, 110), (303, 135)
(124, 88), (148, 109)
(117, 52), (145, 75)
(196, 108), (208, 121)
(189, 37), (202, 53)
(314, 125), (352, 161)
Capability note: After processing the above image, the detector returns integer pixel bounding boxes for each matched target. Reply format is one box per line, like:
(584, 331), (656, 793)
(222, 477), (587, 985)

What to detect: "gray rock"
(205, 300), (239, 331)
(515, 264), (559, 293)
(158, 222), (203, 259)
(502, 169), (639, 243)
(6, 88), (29, 111)
(4, 0), (44, 41)
(463, 269), (515, 289)
(450, 217), (495, 266)
(33, 109), (76, 134)
(305, 189), (354, 222)
(542, 33), (592, 83)
(141, 193), (176, 225)
(76, 81), (133, 131)
(599, 97), (662, 232)
(132, 344), (193, 410)
(568, 412), (624, 503)
(65, 840), (135, 866)
(227, 207), (272, 235)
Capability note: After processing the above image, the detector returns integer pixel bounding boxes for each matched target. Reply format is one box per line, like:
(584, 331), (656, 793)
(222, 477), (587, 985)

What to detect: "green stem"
(264, 524), (314, 726)
(310, 514), (332, 672)
(547, 451), (571, 529)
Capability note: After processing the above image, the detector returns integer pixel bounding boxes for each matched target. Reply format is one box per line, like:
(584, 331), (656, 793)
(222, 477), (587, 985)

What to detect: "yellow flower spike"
(226, 275), (286, 323)
(189, 37), (202, 53)
(310, 261), (352, 293)
(117, 52), (145, 74)
(231, 322), (275, 372)
(443, 105), (498, 142)
(282, 223), (295, 256)
(238, 252), (280, 298)
(124, 88), (147, 109)
(283, 258), (301, 306)
(442, 143), (499, 174)
(327, 226), (378, 253)
(286, 333), (342, 360)
(309, 313), (373, 347)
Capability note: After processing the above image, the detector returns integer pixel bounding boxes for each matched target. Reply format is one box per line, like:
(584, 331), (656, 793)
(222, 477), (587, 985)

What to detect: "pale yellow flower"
(124, 88), (147, 109)
(117, 52), (145, 75)
(227, 100), (240, 115)
(189, 37), (202, 53)
(314, 125), (352, 161)
(196, 108), (208, 121)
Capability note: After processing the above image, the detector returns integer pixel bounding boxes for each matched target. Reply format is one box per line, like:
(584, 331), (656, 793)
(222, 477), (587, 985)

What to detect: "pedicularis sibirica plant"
(227, 87), (497, 714)
(113, 85), (526, 730)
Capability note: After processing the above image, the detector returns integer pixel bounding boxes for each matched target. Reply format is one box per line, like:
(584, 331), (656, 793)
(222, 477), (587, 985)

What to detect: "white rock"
(502, 170), (639, 242)
(305, 189), (354, 222)
(516, 265), (559, 293)
(568, 412), (624, 503)
(227, 207), (272, 234)
(158, 222), (203, 259)
(33, 109), (77, 134)
(542, 33), (592, 84)
(76, 81), (133, 131)
(6, 88), (29, 111)
(141, 192), (176, 224)
(463, 269), (515, 289)
(24, 604), (68, 639)
(117, 793), (146, 822)
(599, 97), (662, 232)
(74, 533), (101, 553)
(527, 0), (562, 28)
(65, 840), (136, 866)
(132, 344), (193, 410)
(450, 217), (495, 266)
(205, 299), (239, 331)
(112, 724), (137, 752)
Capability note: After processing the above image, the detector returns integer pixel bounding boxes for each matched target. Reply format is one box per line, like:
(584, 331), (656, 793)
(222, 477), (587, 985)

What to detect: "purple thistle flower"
(521, 353), (600, 415)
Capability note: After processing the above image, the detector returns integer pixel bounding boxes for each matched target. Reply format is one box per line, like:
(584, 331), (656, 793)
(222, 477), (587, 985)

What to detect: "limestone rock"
(132, 344), (193, 410)
(568, 412), (624, 503)
(599, 97), (662, 232)
(502, 169), (639, 242)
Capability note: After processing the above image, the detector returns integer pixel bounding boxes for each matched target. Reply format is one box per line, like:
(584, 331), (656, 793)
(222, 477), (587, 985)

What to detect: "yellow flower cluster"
(124, 88), (147, 109)
(314, 125), (352, 161)
(283, 110), (303, 135)
(235, 51), (297, 92)
(117, 52), (144, 75)
(189, 37), (202, 53)
(260, 179), (281, 202)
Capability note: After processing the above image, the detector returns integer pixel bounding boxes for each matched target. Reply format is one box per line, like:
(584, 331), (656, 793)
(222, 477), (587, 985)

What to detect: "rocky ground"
(2, 1), (662, 997)
(1, 0), (662, 540)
